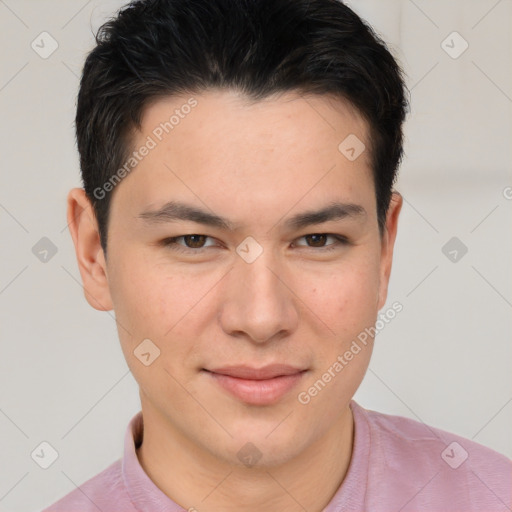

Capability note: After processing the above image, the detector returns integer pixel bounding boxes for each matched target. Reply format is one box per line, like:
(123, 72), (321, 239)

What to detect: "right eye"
(161, 234), (218, 253)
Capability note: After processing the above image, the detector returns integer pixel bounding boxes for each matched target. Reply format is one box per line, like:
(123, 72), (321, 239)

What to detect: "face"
(70, 89), (401, 468)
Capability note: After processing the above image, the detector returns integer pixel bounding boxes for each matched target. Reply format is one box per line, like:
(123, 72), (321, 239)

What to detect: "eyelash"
(161, 233), (349, 254)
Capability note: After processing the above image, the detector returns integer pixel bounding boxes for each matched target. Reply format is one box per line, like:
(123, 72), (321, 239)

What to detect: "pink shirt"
(41, 400), (512, 511)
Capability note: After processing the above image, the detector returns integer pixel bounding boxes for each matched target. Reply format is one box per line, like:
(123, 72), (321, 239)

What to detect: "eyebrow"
(138, 200), (367, 231)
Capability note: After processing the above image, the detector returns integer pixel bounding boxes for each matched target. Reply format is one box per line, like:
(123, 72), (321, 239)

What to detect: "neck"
(136, 404), (354, 512)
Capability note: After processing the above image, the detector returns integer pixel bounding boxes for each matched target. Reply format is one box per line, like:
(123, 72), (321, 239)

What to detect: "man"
(42, 0), (511, 510)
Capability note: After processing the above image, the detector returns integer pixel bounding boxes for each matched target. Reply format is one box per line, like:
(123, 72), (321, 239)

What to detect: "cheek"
(303, 259), (381, 338)
(110, 251), (187, 329)
(121, 260), (221, 366)
(107, 251), (180, 351)
(110, 258), (202, 387)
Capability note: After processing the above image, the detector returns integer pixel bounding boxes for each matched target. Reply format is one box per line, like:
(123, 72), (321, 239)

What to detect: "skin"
(67, 89), (402, 512)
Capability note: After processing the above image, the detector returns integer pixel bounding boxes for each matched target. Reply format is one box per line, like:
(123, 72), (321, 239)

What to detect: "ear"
(377, 190), (403, 310)
(67, 188), (113, 311)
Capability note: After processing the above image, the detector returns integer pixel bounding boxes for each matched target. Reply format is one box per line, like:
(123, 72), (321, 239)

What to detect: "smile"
(203, 364), (308, 406)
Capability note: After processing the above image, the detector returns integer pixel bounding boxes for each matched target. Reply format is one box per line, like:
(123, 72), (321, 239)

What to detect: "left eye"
(161, 233), (348, 252)
(293, 233), (348, 250)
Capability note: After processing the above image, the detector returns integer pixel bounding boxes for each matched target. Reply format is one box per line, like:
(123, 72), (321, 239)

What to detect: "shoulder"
(40, 459), (133, 512)
(353, 401), (512, 511)
(362, 403), (510, 468)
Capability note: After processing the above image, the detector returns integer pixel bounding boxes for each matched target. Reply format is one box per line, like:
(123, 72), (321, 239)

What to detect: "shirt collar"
(323, 399), (370, 511)
(122, 410), (185, 511)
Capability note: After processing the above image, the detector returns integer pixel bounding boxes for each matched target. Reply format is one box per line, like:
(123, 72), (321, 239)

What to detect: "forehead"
(117, 89), (374, 221)
(140, 89), (369, 160)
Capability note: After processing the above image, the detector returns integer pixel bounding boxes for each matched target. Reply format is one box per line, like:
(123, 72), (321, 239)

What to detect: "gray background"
(0, 1), (511, 510)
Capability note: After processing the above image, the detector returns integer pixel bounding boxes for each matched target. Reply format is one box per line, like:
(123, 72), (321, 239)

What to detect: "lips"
(204, 364), (307, 405)
(207, 364), (305, 380)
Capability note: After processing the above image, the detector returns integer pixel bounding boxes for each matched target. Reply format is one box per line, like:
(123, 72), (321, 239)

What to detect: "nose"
(218, 251), (299, 344)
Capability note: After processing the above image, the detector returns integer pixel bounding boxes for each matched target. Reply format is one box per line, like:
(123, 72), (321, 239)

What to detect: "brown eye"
(304, 234), (328, 247)
(294, 233), (349, 251)
(162, 234), (216, 253)
(181, 234), (208, 248)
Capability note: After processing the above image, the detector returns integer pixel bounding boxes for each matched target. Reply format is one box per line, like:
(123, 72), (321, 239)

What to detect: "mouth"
(202, 364), (308, 406)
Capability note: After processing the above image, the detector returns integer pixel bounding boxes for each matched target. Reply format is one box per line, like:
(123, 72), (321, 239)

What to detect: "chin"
(222, 419), (311, 462)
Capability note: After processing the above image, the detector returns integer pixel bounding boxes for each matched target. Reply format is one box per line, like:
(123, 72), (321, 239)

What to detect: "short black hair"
(76, 0), (409, 255)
